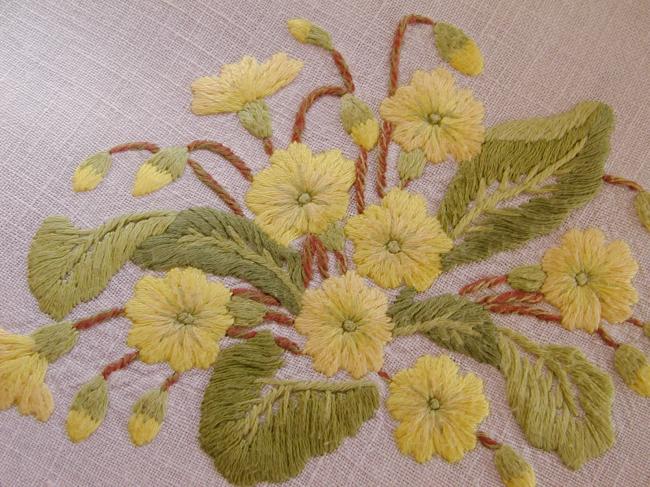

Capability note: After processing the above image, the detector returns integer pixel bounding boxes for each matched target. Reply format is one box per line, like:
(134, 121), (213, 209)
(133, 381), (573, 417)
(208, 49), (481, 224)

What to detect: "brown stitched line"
(73, 308), (125, 331)
(311, 235), (330, 280)
(378, 369), (392, 382)
(459, 275), (508, 295)
(301, 235), (315, 287)
(231, 287), (281, 306)
(187, 140), (254, 182)
(101, 351), (139, 379)
(485, 303), (562, 323)
(274, 336), (303, 355)
(331, 49), (355, 93)
(626, 317), (644, 328)
(292, 85), (348, 143)
(187, 158), (245, 216)
(227, 325), (258, 339)
(596, 327), (620, 349)
(603, 174), (644, 192)
(354, 148), (369, 213)
(161, 372), (180, 391)
(477, 291), (544, 306)
(377, 14), (435, 198)
(334, 250), (348, 274)
(477, 432), (501, 450)
(264, 311), (294, 326)
(226, 326), (302, 354)
(262, 137), (274, 157)
(109, 142), (160, 154)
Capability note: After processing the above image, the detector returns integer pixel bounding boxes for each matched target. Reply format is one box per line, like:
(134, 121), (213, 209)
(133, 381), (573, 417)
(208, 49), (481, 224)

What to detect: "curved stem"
(603, 174), (644, 192)
(187, 140), (254, 182)
(109, 142), (159, 155)
(187, 158), (245, 216)
(596, 326), (619, 349)
(73, 308), (125, 331)
(331, 49), (355, 92)
(292, 85), (348, 143)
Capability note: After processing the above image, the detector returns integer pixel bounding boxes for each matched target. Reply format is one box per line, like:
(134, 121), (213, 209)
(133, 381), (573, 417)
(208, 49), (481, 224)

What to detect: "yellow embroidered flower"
(541, 228), (638, 332)
(294, 272), (393, 379)
(125, 267), (233, 372)
(380, 68), (485, 164)
(386, 355), (489, 463)
(191, 53), (303, 114)
(245, 142), (355, 245)
(0, 330), (53, 421)
(345, 188), (453, 291)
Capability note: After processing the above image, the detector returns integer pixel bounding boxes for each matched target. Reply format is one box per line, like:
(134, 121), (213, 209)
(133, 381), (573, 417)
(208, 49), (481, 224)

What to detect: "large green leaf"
(438, 101), (614, 269)
(498, 328), (614, 470)
(28, 211), (176, 320)
(199, 332), (378, 486)
(132, 207), (304, 313)
(388, 289), (501, 367)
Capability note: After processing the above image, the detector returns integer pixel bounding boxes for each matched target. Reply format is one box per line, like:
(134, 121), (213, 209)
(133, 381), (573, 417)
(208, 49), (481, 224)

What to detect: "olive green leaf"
(438, 101), (614, 269)
(199, 332), (379, 486)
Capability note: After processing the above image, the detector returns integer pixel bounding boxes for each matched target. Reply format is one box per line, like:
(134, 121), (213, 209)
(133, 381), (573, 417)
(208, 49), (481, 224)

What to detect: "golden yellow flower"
(126, 267), (233, 372)
(245, 142), (355, 245)
(541, 228), (638, 332)
(345, 188), (453, 291)
(380, 68), (485, 163)
(294, 272), (393, 379)
(386, 355), (489, 463)
(0, 330), (53, 421)
(191, 53), (303, 114)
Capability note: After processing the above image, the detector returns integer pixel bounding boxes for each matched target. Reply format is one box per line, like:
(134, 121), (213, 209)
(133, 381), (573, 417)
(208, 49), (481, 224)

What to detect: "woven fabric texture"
(1, 0), (649, 485)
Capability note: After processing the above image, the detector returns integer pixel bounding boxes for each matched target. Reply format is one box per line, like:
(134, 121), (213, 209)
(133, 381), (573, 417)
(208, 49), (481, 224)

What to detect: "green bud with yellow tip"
(287, 18), (333, 51)
(434, 22), (484, 76)
(340, 94), (379, 150)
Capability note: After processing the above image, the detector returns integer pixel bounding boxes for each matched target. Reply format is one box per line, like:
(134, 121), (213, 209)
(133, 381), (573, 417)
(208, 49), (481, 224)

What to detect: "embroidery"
(345, 188), (453, 290)
(635, 190), (650, 231)
(245, 142), (355, 245)
(380, 68), (485, 165)
(125, 267), (233, 372)
(294, 272), (393, 378)
(541, 228), (638, 332)
(386, 355), (489, 463)
(2, 11), (649, 487)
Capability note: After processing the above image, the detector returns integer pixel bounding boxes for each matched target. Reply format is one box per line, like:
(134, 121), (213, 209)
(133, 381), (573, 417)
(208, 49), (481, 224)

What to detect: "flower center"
(386, 240), (401, 254)
(297, 192), (312, 205)
(575, 271), (589, 286)
(176, 312), (196, 326)
(427, 112), (442, 125)
(427, 397), (440, 411)
(342, 319), (358, 332)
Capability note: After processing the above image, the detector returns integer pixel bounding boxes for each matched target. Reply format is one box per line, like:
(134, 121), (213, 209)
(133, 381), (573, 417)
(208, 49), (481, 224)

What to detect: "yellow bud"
(66, 376), (108, 442)
(494, 445), (536, 487)
(340, 94), (378, 150)
(67, 409), (102, 443)
(128, 388), (168, 446)
(287, 19), (311, 43)
(434, 23), (484, 76)
(350, 118), (379, 151)
(132, 146), (187, 196)
(287, 18), (333, 50)
(72, 151), (112, 192)
(614, 344), (650, 397)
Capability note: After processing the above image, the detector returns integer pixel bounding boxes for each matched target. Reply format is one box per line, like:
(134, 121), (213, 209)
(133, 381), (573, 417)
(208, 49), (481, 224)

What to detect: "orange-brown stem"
(161, 372), (180, 391)
(292, 85), (348, 143)
(187, 158), (245, 216)
(102, 351), (139, 380)
(262, 137), (274, 156)
(301, 235), (315, 287)
(459, 275), (508, 295)
(626, 317), (644, 328)
(264, 311), (294, 326)
(334, 250), (348, 274)
(227, 327), (302, 354)
(477, 432), (501, 450)
(376, 120), (393, 198)
(477, 290), (544, 306)
(231, 287), (281, 306)
(311, 235), (330, 280)
(596, 327), (620, 349)
(187, 140), (254, 182)
(73, 308), (125, 331)
(354, 148), (369, 213)
(226, 326), (258, 340)
(109, 142), (159, 154)
(486, 303), (562, 323)
(331, 49), (355, 93)
(378, 369), (392, 382)
(603, 174), (643, 192)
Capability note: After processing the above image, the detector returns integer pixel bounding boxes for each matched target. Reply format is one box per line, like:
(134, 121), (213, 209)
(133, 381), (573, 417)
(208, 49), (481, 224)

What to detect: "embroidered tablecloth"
(1, 0), (649, 485)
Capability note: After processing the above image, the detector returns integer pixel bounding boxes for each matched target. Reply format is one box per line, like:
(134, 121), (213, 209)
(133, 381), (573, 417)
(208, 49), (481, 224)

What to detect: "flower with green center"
(125, 267), (233, 372)
(294, 272), (394, 378)
(380, 68), (485, 164)
(245, 142), (355, 245)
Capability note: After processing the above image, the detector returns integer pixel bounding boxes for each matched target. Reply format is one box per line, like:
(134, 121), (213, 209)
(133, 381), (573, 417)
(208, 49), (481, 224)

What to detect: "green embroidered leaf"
(388, 289), (501, 367)
(199, 332), (379, 486)
(132, 207), (304, 313)
(28, 212), (176, 320)
(438, 101), (614, 269)
(498, 328), (614, 470)
(634, 190), (650, 232)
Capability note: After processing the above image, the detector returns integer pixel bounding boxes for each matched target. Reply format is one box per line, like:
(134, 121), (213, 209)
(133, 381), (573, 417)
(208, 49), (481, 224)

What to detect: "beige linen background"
(1, 0), (649, 485)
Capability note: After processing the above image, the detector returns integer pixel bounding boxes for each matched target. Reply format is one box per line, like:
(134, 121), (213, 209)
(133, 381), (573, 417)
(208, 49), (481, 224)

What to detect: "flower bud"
(507, 265), (546, 292)
(318, 222), (345, 252)
(227, 296), (267, 327)
(340, 94), (379, 150)
(397, 149), (427, 185)
(433, 23), (484, 76)
(238, 99), (272, 139)
(494, 445), (536, 487)
(634, 190), (650, 232)
(614, 344), (650, 397)
(72, 151), (112, 192)
(132, 147), (188, 196)
(32, 322), (78, 363)
(287, 19), (333, 50)
(66, 375), (108, 442)
(128, 388), (168, 446)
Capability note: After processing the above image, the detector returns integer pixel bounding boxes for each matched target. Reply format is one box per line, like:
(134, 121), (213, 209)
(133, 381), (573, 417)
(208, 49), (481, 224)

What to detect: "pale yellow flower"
(294, 272), (393, 379)
(541, 228), (638, 332)
(380, 68), (485, 163)
(345, 188), (453, 291)
(126, 267), (233, 372)
(0, 330), (54, 421)
(191, 53), (303, 114)
(386, 355), (489, 463)
(245, 142), (355, 245)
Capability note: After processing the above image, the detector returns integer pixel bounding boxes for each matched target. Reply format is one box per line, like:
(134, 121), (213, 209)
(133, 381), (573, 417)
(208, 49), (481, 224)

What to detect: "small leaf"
(132, 207), (304, 313)
(388, 289), (501, 367)
(28, 212), (176, 320)
(498, 328), (614, 470)
(438, 101), (614, 269)
(397, 148), (427, 185)
(199, 332), (379, 486)
(318, 222), (345, 251)
(634, 190), (650, 232)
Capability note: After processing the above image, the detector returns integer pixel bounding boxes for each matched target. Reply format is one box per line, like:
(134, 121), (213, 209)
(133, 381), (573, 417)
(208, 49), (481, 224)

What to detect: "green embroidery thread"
(507, 265), (546, 292)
